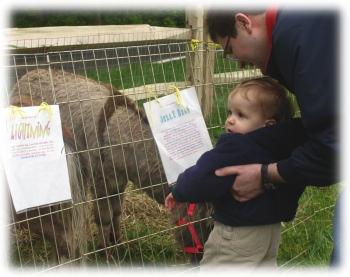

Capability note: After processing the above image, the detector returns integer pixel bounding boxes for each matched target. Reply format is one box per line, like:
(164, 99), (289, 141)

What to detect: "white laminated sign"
(143, 86), (213, 185)
(1, 103), (72, 213)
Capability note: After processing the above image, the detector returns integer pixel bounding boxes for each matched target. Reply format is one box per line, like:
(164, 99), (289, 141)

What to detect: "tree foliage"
(10, 10), (186, 28)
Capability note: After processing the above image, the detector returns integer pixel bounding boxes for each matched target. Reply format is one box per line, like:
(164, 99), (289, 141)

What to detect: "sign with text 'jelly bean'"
(1, 104), (72, 213)
(143, 86), (213, 185)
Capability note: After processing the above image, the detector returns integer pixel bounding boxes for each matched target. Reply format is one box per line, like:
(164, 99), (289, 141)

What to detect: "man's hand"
(215, 164), (264, 202)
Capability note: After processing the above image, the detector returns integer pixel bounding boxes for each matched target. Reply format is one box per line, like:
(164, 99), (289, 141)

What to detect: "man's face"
(217, 33), (253, 69)
(216, 16), (270, 74)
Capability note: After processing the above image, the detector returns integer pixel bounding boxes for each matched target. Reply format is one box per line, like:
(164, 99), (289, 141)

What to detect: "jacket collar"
(264, 6), (279, 71)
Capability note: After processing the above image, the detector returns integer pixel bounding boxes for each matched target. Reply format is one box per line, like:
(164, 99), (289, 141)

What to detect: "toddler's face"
(225, 91), (267, 134)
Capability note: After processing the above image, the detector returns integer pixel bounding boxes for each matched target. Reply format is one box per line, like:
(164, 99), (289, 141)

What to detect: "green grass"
(84, 53), (244, 91)
(9, 229), (54, 268)
(84, 229), (187, 268)
(85, 58), (188, 91)
(277, 185), (340, 270)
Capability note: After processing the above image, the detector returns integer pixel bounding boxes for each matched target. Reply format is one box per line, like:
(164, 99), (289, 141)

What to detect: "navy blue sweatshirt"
(172, 118), (308, 226)
(266, 9), (339, 186)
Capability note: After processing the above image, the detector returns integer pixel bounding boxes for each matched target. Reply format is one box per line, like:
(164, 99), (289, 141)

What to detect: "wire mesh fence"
(1, 27), (340, 274)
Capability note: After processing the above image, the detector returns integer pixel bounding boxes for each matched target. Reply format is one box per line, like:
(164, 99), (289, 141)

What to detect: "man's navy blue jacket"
(266, 9), (339, 186)
(172, 119), (308, 225)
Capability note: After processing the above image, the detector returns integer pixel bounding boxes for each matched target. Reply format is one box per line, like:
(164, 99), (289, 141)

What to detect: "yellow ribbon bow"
(145, 86), (163, 128)
(167, 85), (186, 110)
(35, 102), (54, 123)
(8, 105), (26, 119)
(190, 39), (221, 51)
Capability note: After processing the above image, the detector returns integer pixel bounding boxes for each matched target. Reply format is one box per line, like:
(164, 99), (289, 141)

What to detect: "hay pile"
(85, 181), (171, 238)
(122, 182), (170, 228)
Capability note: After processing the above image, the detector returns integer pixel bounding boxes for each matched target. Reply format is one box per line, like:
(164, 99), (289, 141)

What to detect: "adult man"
(206, 6), (340, 265)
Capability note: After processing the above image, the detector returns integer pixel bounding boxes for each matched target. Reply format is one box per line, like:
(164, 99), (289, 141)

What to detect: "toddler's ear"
(264, 119), (276, 126)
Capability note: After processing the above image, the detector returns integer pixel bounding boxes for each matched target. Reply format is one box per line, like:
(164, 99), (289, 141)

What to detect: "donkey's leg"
(91, 175), (127, 250)
(91, 185), (114, 251)
(108, 193), (125, 245)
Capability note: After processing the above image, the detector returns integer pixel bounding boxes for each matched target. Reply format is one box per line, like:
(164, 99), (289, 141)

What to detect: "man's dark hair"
(206, 7), (265, 43)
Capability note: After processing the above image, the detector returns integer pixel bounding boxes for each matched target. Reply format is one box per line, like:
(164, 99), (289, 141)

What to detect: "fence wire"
(1, 28), (339, 274)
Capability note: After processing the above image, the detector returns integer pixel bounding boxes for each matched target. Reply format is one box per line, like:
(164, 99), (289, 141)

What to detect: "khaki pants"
(200, 221), (281, 273)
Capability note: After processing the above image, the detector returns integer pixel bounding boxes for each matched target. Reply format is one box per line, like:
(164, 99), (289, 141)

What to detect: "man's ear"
(264, 119), (276, 127)
(235, 13), (253, 34)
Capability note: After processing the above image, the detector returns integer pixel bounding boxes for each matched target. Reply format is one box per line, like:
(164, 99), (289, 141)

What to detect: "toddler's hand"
(165, 193), (179, 212)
